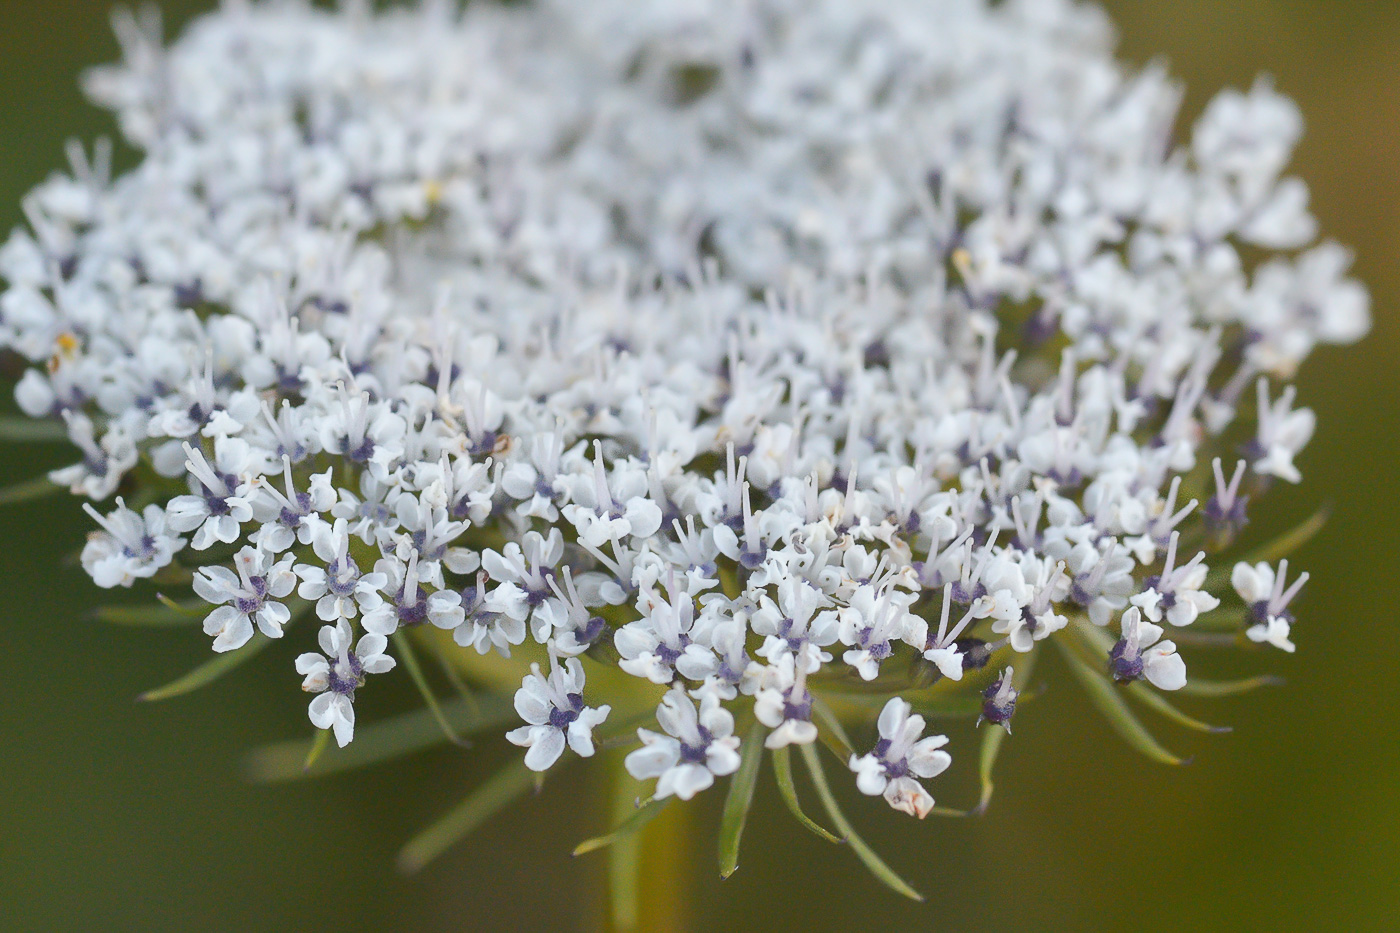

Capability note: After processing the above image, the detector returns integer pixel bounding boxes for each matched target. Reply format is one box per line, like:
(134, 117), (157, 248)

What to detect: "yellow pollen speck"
(48, 332), (80, 372)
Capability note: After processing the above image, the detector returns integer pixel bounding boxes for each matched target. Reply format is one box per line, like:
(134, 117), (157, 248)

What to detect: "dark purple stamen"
(678, 727), (714, 764)
(345, 437), (376, 463)
(327, 654), (364, 696)
(1109, 638), (1143, 682)
(981, 678), (1017, 726)
(547, 692), (585, 730)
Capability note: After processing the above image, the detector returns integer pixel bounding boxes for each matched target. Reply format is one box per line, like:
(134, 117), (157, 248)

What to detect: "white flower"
(248, 459), (336, 553)
(616, 578), (717, 684)
(848, 698), (951, 819)
(989, 556), (1069, 652)
(1247, 615), (1296, 653)
(712, 481), (769, 570)
(1131, 532), (1220, 627)
(1252, 379), (1314, 483)
(1063, 540), (1135, 627)
(193, 546), (297, 652)
(80, 498), (184, 588)
(506, 655), (610, 772)
(838, 582), (916, 681)
(360, 549), (464, 637)
(751, 577), (839, 673)
(165, 440), (257, 550)
(1234, 558), (1304, 653)
(921, 584), (983, 681)
(754, 654), (818, 750)
(50, 412), (136, 499)
(625, 687), (741, 800)
(1110, 606), (1187, 691)
(295, 619), (396, 747)
(499, 432), (568, 521)
(454, 571), (528, 657)
(481, 530), (563, 638)
(391, 491), (478, 584)
(1232, 559), (1309, 625)
(563, 445), (663, 546)
(697, 617), (763, 699)
(294, 518), (387, 621)
(318, 389), (405, 479)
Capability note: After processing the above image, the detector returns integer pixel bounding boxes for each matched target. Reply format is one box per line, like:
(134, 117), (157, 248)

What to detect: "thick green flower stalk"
(0, 0), (1367, 921)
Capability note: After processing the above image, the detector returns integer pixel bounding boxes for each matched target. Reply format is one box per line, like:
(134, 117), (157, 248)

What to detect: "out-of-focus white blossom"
(81, 498), (183, 588)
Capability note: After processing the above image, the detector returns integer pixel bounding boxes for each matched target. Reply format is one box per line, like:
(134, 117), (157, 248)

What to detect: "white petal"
(255, 601), (290, 637)
(705, 741), (742, 777)
(907, 743), (952, 780)
(294, 653), (327, 676)
(924, 646), (964, 681)
(657, 763), (714, 801)
(876, 697), (910, 740)
(883, 776), (934, 818)
(523, 728), (566, 771)
(513, 685), (551, 726)
(209, 613), (254, 652)
(1143, 645), (1187, 691)
(624, 498), (663, 539)
(625, 737), (679, 780)
(308, 692), (337, 730)
(850, 754), (888, 796)
(331, 699), (355, 747)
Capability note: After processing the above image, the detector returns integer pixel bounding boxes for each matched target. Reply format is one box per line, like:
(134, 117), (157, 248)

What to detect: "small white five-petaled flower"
(507, 654), (610, 771)
(193, 546), (296, 652)
(296, 619), (396, 747)
(849, 698), (952, 819)
(625, 687), (742, 801)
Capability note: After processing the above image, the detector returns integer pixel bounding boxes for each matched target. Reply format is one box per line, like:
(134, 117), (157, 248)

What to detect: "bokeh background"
(1, 1), (1397, 930)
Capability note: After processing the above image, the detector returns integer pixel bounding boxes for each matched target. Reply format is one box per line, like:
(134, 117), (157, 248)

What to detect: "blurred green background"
(1, 1), (1397, 930)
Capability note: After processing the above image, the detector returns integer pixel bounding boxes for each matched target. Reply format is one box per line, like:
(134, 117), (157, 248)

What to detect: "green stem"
(597, 753), (691, 933)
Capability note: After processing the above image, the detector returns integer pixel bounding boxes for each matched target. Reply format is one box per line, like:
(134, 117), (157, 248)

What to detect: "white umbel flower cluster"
(2, 0), (1365, 835)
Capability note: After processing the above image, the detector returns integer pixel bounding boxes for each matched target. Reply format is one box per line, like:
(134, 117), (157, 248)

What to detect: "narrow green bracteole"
(798, 742), (924, 902)
(1057, 639), (1187, 766)
(138, 598), (312, 701)
(771, 745), (842, 844)
(393, 629), (468, 747)
(302, 727), (331, 773)
(716, 721), (765, 878)
(244, 692), (514, 783)
(809, 695), (856, 760)
(1126, 681), (1232, 734)
(574, 795), (671, 857)
(0, 415), (68, 442)
(1177, 674), (1285, 698)
(94, 597), (205, 627)
(138, 633), (274, 702)
(397, 757), (538, 875)
(0, 473), (60, 506)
